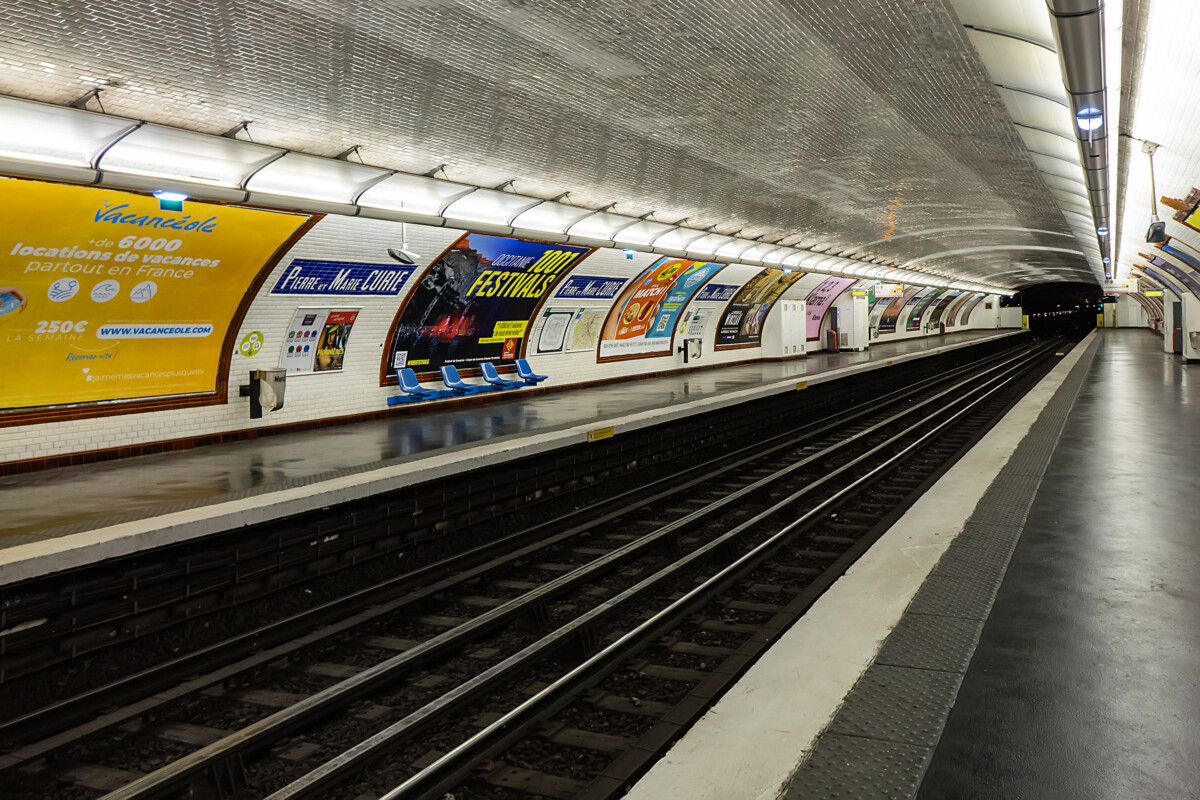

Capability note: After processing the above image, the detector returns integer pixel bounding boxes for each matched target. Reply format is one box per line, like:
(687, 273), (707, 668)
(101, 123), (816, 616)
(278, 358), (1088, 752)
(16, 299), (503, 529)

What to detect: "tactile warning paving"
(781, 733), (932, 800)
(875, 613), (986, 673)
(782, 337), (1103, 799)
(905, 575), (998, 620)
(826, 665), (963, 747)
(930, 542), (1014, 583)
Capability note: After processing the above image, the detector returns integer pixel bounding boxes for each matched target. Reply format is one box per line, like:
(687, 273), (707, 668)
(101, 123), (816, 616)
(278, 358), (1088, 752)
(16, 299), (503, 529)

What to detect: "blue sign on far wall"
(272, 259), (415, 296)
(695, 283), (738, 302)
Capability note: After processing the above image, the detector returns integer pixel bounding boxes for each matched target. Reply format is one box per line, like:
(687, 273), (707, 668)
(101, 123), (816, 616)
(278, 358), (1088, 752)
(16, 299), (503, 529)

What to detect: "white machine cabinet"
(762, 300), (806, 358)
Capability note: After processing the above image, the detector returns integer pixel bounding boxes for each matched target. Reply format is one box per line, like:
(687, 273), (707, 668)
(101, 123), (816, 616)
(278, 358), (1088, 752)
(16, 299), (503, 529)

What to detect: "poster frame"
(378, 231), (596, 385)
(595, 258), (725, 364)
(713, 268), (807, 351)
(0, 176), (319, 428)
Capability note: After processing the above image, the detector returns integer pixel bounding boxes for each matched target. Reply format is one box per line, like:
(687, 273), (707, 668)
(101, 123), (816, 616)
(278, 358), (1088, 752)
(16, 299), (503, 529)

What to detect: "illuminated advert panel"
(0, 178), (310, 413)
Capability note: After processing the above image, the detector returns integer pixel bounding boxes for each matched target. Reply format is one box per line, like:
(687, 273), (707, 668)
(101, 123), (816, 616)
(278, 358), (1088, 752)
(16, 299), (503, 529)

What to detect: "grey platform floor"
(0, 330), (1010, 546)
(917, 329), (1200, 798)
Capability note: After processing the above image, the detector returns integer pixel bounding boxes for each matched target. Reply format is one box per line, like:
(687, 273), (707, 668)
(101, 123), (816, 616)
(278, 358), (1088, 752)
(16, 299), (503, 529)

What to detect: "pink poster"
(804, 277), (857, 340)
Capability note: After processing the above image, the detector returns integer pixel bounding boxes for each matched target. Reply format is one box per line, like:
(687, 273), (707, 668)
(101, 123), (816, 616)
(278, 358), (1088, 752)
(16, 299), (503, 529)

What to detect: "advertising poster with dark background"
(714, 268), (806, 348)
(384, 233), (591, 378)
(877, 286), (922, 333)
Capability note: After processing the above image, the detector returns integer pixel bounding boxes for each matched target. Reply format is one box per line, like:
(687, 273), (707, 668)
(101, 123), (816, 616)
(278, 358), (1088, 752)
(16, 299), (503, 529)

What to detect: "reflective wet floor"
(0, 331), (1007, 545)
(918, 330), (1200, 799)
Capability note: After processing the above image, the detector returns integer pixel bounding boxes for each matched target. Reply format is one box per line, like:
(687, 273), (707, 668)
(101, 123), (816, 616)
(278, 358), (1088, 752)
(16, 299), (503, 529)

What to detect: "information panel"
(598, 258), (723, 360)
(280, 308), (359, 373)
(383, 233), (591, 377)
(0, 178), (309, 410)
(714, 268), (806, 348)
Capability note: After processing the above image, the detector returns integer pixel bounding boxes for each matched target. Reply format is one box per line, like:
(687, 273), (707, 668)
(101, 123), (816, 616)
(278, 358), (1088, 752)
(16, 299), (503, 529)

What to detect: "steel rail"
(0, 343), (1007, 763)
(377, 339), (1062, 800)
(260, 341), (1059, 800)
(91, 340), (1042, 800)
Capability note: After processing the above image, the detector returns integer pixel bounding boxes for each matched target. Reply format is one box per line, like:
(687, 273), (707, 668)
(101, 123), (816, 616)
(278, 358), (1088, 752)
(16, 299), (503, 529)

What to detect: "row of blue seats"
(387, 359), (547, 406)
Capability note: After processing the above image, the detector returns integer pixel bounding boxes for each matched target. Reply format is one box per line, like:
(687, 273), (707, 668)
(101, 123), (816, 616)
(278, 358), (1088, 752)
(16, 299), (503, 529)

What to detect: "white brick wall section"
(3, 217), (984, 464)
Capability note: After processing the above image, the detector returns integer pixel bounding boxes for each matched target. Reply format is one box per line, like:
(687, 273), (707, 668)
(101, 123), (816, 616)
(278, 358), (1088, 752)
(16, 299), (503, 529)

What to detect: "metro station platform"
(627, 328), (1200, 800)
(0, 329), (1018, 584)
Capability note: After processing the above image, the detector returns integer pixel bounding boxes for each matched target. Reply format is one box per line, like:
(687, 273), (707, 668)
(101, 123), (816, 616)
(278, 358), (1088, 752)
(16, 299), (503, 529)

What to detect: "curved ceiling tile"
(1015, 127), (1082, 164)
(950, 0), (1055, 49)
(994, 88), (1074, 137)
(1030, 152), (1087, 182)
(967, 33), (1066, 103)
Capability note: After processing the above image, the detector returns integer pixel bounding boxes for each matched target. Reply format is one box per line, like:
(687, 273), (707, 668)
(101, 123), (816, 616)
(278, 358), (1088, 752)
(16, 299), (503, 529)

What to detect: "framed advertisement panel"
(0, 177), (314, 422)
(380, 232), (593, 381)
(597, 258), (724, 361)
(714, 268), (806, 349)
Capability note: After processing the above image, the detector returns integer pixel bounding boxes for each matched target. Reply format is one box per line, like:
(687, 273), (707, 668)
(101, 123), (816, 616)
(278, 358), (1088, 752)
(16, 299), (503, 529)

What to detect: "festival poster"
(383, 233), (591, 378)
(804, 276), (856, 340)
(876, 287), (922, 334)
(905, 289), (943, 331)
(927, 291), (962, 327)
(714, 268), (807, 348)
(0, 177), (309, 411)
(598, 258), (723, 359)
(279, 309), (359, 373)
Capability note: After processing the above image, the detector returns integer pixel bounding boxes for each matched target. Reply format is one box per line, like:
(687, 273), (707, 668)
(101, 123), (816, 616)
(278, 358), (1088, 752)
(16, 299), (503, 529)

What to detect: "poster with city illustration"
(382, 233), (592, 379)
(0, 177), (310, 411)
(714, 268), (806, 348)
(804, 277), (856, 340)
(279, 308), (359, 373)
(598, 258), (724, 360)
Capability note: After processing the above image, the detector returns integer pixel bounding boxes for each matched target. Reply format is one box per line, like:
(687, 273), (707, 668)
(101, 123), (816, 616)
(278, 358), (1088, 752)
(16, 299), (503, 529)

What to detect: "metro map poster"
(383, 233), (592, 379)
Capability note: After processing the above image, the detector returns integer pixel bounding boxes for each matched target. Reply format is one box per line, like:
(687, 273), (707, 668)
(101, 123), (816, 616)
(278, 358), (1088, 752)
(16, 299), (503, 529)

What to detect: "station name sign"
(272, 258), (414, 296)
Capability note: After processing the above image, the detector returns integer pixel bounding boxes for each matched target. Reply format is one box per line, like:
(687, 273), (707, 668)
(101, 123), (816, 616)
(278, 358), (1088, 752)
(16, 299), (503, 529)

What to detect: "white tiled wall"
(2, 216), (995, 465)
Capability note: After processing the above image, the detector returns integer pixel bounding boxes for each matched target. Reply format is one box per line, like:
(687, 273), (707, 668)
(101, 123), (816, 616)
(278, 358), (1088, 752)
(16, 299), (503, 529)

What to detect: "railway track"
(0, 335), (1070, 800)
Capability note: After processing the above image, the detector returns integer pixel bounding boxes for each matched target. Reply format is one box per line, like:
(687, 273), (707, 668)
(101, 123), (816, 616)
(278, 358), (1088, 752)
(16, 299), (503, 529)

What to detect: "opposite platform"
(0, 330), (1020, 584)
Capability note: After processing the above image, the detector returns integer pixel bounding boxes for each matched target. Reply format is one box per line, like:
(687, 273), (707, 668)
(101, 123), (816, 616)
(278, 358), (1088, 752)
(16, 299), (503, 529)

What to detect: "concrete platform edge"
(622, 331), (1095, 800)
(0, 331), (1021, 587)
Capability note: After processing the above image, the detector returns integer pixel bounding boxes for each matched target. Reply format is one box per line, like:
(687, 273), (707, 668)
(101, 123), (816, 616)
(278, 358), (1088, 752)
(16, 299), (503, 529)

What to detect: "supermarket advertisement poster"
(0, 177), (309, 410)
(714, 268), (806, 348)
(598, 258), (723, 359)
(383, 232), (591, 378)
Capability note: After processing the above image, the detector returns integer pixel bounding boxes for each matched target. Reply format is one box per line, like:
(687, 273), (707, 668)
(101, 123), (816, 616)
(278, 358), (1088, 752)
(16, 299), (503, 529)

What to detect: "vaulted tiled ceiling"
(0, 0), (1097, 286)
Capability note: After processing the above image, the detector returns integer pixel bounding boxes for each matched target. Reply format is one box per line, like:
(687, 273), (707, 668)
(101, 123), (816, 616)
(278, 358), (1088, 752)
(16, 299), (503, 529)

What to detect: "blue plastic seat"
(514, 358), (547, 385)
(440, 365), (498, 394)
(480, 362), (523, 389)
(387, 368), (441, 405)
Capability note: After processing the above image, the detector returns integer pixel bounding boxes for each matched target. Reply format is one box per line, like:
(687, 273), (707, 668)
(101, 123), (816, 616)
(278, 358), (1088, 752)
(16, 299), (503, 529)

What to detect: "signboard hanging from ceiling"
(381, 232), (592, 379)
(0, 177), (311, 413)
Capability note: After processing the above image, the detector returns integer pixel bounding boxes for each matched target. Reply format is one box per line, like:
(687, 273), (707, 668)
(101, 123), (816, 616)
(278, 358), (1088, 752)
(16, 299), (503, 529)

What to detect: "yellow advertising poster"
(0, 178), (309, 410)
